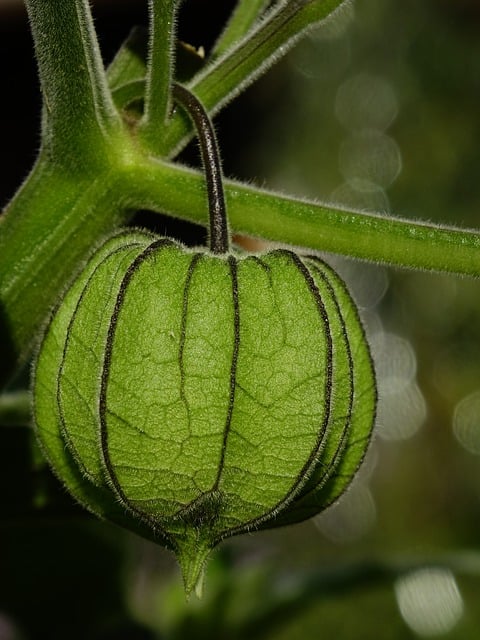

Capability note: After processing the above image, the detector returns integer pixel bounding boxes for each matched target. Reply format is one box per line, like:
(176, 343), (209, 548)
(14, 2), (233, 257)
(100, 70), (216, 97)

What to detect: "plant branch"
(139, 0), (179, 152)
(161, 0), (349, 156)
(211, 0), (271, 59)
(25, 0), (121, 164)
(0, 154), (133, 387)
(126, 159), (480, 277)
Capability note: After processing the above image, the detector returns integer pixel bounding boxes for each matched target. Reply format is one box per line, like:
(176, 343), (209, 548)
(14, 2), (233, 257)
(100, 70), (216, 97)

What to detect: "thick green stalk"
(139, 0), (179, 151)
(211, 0), (271, 59)
(0, 0), (141, 388)
(161, 0), (349, 156)
(0, 155), (132, 386)
(126, 159), (480, 277)
(24, 0), (121, 165)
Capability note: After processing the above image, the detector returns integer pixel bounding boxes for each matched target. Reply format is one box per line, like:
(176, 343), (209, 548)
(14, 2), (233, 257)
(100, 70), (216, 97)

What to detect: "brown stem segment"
(172, 82), (229, 255)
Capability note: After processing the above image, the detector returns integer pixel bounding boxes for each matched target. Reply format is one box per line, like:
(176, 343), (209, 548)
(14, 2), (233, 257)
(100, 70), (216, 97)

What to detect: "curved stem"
(172, 83), (229, 254)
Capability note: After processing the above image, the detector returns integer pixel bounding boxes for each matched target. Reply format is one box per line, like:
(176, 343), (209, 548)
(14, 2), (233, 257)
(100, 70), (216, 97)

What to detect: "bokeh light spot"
(331, 180), (391, 214)
(291, 32), (351, 80)
(326, 257), (389, 310)
(0, 613), (22, 640)
(335, 73), (398, 132)
(395, 568), (464, 636)
(314, 483), (376, 544)
(339, 130), (402, 189)
(372, 333), (417, 388)
(371, 333), (426, 441)
(376, 382), (426, 441)
(453, 390), (480, 455)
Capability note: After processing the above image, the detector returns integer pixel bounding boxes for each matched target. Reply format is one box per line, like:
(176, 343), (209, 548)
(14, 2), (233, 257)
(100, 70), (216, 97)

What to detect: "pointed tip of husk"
(176, 538), (212, 599)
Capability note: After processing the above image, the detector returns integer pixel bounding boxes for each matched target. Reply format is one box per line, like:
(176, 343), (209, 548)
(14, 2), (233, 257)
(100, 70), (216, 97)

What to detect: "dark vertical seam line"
(213, 255), (240, 489)
(99, 238), (176, 546)
(248, 255), (271, 273)
(306, 254), (377, 396)
(178, 253), (203, 434)
(288, 258), (355, 506)
(271, 251), (335, 492)
(305, 255), (377, 506)
(57, 241), (146, 483)
(306, 254), (376, 407)
(217, 250), (334, 541)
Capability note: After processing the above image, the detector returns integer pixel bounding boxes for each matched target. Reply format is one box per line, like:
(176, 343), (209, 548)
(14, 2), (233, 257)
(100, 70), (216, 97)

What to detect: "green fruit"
(33, 229), (376, 595)
(33, 81), (376, 597)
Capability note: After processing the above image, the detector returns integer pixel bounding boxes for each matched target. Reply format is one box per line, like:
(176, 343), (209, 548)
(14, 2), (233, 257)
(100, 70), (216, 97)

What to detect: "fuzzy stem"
(211, 0), (271, 59)
(0, 153), (133, 388)
(139, 0), (179, 151)
(172, 84), (229, 254)
(24, 0), (121, 163)
(125, 159), (480, 278)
